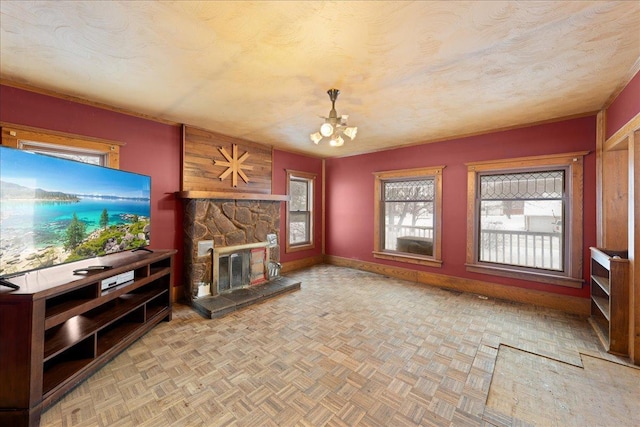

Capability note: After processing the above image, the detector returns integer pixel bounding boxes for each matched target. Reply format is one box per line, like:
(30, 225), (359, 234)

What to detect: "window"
(18, 140), (107, 165)
(466, 152), (588, 287)
(373, 166), (444, 267)
(286, 170), (316, 252)
(1, 123), (121, 168)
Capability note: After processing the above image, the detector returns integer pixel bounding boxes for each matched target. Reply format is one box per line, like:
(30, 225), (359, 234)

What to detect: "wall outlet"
(197, 240), (214, 257)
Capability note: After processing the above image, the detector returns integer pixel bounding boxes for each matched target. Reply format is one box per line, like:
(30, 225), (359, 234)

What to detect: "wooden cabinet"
(589, 247), (629, 356)
(0, 249), (176, 427)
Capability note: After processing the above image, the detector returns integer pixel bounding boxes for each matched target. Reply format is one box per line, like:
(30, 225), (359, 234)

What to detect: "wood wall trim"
(1, 121), (122, 169)
(372, 165), (446, 178)
(465, 151), (590, 168)
(324, 255), (590, 316)
(604, 111), (640, 151)
(0, 122), (125, 147)
(322, 159), (326, 255)
(596, 110), (606, 247)
(631, 129), (639, 364)
(598, 109), (639, 364)
(372, 251), (443, 268)
(281, 255), (324, 273)
(602, 150), (629, 249)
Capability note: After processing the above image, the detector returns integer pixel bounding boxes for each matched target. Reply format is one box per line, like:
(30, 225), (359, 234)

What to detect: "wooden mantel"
(176, 190), (288, 201)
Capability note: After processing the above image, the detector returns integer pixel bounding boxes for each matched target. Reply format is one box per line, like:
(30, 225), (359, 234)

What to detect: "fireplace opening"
(212, 242), (269, 295)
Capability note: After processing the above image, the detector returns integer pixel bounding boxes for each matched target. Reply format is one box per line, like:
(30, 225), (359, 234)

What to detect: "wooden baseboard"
(281, 255), (324, 273)
(324, 255), (590, 316)
(172, 285), (185, 303)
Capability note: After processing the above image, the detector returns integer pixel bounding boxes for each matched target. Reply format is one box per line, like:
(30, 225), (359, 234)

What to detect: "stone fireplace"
(182, 198), (281, 300)
(179, 127), (299, 318)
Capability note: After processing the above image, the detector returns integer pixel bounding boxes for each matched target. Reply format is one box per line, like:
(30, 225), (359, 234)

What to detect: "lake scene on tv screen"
(0, 147), (151, 276)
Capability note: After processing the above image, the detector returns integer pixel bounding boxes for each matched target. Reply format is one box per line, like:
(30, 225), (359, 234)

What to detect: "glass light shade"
(330, 135), (344, 147)
(310, 132), (322, 144)
(343, 126), (358, 140)
(320, 122), (334, 137)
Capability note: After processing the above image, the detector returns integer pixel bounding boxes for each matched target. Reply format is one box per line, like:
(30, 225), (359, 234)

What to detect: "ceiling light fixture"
(310, 88), (357, 147)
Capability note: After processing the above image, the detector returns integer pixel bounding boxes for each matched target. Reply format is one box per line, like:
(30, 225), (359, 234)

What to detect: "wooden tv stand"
(0, 249), (176, 427)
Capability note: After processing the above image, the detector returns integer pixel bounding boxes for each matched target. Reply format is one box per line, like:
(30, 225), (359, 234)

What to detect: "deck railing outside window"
(385, 225), (434, 250)
(386, 225), (561, 270)
(479, 229), (562, 271)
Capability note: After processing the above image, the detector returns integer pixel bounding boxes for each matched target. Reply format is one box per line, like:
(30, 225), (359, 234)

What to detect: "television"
(0, 145), (151, 282)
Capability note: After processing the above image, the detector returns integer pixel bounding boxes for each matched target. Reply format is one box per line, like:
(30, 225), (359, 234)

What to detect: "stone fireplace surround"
(183, 198), (281, 299)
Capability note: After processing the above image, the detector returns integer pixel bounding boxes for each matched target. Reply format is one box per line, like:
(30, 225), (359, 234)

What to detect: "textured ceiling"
(1, 1), (639, 158)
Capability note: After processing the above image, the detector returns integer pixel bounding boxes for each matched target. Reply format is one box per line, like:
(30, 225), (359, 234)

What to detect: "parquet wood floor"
(40, 265), (638, 426)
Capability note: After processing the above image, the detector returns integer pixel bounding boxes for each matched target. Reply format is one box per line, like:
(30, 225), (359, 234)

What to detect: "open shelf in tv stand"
(0, 249), (176, 427)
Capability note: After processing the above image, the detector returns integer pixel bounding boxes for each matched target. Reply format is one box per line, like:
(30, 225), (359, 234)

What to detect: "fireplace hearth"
(191, 276), (300, 319)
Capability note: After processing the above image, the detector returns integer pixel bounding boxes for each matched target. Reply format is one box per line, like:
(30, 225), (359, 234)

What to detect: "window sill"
(373, 251), (442, 268)
(465, 263), (584, 288)
(286, 243), (315, 253)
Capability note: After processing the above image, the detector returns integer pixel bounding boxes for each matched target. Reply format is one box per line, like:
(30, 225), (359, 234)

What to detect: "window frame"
(1, 122), (122, 168)
(285, 169), (316, 253)
(373, 166), (444, 268)
(465, 151), (588, 287)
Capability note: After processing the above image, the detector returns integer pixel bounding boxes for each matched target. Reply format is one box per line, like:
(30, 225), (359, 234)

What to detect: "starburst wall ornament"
(214, 144), (253, 187)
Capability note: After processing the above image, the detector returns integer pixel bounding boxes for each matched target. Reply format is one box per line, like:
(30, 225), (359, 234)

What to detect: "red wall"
(606, 71), (640, 138)
(325, 116), (597, 298)
(1, 82), (607, 299)
(272, 149), (323, 263)
(0, 85), (184, 283)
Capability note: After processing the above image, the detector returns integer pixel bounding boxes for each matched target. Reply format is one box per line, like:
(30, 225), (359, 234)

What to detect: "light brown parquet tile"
(487, 346), (640, 427)
(40, 264), (638, 427)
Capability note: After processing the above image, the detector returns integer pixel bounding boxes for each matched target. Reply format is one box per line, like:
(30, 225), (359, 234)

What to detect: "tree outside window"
(373, 166), (444, 268)
(382, 179), (435, 256)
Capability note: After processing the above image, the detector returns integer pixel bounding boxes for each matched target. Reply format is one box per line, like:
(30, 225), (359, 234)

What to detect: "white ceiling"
(1, 1), (639, 158)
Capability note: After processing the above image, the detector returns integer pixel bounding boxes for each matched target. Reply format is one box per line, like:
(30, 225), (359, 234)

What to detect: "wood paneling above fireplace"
(182, 125), (273, 195)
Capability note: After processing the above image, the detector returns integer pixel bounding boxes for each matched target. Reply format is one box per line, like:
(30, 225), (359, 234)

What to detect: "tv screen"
(0, 146), (151, 278)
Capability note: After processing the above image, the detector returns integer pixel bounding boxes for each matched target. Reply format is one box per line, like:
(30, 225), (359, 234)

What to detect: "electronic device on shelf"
(100, 270), (135, 291)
